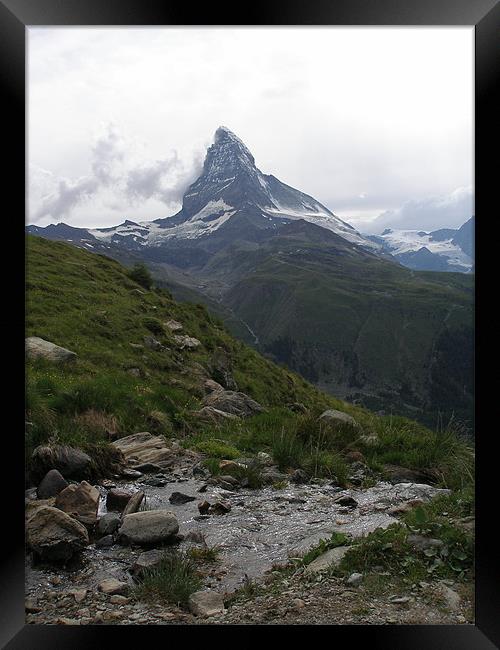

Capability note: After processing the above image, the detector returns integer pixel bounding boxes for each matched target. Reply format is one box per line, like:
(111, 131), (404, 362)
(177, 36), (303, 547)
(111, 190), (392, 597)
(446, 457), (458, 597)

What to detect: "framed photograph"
(2, 0), (497, 646)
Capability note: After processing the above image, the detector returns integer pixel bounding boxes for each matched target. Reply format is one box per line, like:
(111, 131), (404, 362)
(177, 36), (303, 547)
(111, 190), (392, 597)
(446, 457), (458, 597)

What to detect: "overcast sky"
(28, 27), (474, 233)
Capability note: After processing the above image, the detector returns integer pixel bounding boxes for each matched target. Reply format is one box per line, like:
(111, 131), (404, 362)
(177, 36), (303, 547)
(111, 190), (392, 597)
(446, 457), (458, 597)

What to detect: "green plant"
(194, 439), (241, 459)
(300, 532), (349, 566)
(133, 551), (202, 605)
(128, 263), (153, 290)
(142, 316), (165, 335)
(188, 545), (221, 564)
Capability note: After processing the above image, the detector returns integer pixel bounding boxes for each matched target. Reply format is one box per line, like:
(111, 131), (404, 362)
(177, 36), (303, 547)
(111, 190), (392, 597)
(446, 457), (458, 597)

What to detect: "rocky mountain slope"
(27, 129), (474, 427)
(25, 235), (474, 626)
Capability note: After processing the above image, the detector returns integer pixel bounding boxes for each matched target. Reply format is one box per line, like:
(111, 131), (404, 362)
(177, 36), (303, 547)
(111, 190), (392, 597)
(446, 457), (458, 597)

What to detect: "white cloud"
(28, 27), (473, 229)
(361, 186), (474, 233)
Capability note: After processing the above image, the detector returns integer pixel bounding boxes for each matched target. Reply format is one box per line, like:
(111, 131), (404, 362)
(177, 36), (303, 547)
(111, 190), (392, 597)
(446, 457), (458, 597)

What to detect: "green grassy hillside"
(25, 235), (473, 490)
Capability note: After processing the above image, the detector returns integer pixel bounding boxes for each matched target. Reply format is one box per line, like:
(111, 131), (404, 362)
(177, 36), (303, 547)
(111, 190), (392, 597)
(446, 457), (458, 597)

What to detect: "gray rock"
(407, 534), (444, 551)
(132, 463), (164, 474)
(169, 492), (196, 505)
(202, 390), (264, 418)
(31, 445), (92, 482)
(304, 546), (349, 574)
(37, 469), (69, 499)
(291, 469), (309, 484)
(436, 583), (461, 611)
(97, 512), (121, 536)
(383, 464), (434, 485)
(118, 510), (179, 546)
(95, 535), (115, 548)
(143, 336), (164, 351)
(346, 572), (364, 586)
(54, 481), (100, 524)
(173, 334), (201, 350)
(121, 490), (145, 517)
(188, 590), (225, 617)
(26, 337), (77, 363)
(319, 409), (359, 428)
(131, 549), (165, 576)
(26, 505), (89, 562)
(193, 406), (240, 423)
(334, 495), (358, 509)
(106, 488), (133, 512)
(98, 579), (129, 596)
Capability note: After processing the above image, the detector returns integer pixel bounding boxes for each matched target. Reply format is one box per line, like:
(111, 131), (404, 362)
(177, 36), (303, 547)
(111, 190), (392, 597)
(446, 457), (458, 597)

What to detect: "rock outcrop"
(202, 390), (264, 418)
(26, 337), (77, 363)
(26, 505), (89, 562)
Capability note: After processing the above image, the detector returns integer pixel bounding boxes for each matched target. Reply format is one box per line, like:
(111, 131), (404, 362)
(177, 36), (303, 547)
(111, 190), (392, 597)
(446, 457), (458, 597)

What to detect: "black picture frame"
(2, 0), (497, 646)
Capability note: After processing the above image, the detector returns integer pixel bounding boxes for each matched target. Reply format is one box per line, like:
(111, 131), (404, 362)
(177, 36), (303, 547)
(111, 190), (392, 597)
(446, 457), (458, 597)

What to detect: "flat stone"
(132, 549), (165, 576)
(346, 572), (364, 586)
(169, 491), (197, 504)
(98, 579), (129, 596)
(188, 590), (225, 617)
(26, 337), (77, 363)
(112, 432), (173, 466)
(118, 510), (179, 546)
(319, 409), (359, 428)
(121, 490), (145, 517)
(304, 546), (349, 574)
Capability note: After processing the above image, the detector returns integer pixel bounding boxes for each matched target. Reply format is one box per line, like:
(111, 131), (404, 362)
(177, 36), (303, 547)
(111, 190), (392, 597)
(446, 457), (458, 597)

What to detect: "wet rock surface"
(25, 457), (473, 626)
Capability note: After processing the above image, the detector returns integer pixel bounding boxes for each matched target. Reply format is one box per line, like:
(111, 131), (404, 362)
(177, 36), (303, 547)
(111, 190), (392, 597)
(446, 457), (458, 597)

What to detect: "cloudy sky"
(28, 27), (473, 233)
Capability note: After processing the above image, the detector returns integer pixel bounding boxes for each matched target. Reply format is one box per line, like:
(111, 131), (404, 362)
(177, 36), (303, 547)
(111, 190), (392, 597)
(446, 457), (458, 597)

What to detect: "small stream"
(26, 475), (447, 597)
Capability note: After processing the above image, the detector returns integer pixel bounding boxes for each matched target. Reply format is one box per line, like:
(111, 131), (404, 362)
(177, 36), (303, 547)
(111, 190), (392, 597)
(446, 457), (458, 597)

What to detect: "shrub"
(128, 263), (153, 290)
(195, 439), (241, 459)
(142, 317), (165, 335)
(272, 429), (304, 470)
(133, 550), (202, 605)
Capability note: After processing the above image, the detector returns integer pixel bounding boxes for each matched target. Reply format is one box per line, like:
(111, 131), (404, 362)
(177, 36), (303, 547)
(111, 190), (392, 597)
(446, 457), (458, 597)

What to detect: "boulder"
(37, 469), (69, 499)
(55, 481), (100, 524)
(131, 549), (165, 576)
(291, 469), (309, 484)
(188, 590), (225, 617)
(96, 535), (115, 548)
(31, 445), (92, 482)
(383, 464), (434, 485)
(111, 432), (173, 466)
(121, 490), (145, 517)
(333, 495), (358, 509)
(173, 335), (201, 350)
(25, 337), (77, 363)
(26, 505), (89, 562)
(165, 319), (183, 332)
(106, 488), (133, 512)
(118, 510), (179, 546)
(202, 390), (264, 418)
(193, 406), (240, 424)
(319, 409), (359, 428)
(304, 546), (349, 574)
(209, 500), (231, 515)
(346, 572), (364, 586)
(97, 512), (121, 537)
(169, 492), (196, 505)
(98, 579), (129, 596)
(203, 379), (225, 394)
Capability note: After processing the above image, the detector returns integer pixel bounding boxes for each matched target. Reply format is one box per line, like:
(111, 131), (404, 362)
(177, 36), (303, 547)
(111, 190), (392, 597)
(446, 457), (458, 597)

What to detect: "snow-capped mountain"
(367, 217), (474, 273)
(28, 126), (373, 252)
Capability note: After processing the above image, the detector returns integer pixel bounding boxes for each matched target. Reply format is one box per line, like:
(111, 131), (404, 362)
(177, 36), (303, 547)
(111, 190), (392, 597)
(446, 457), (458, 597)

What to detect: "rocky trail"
(25, 432), (473, 626)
